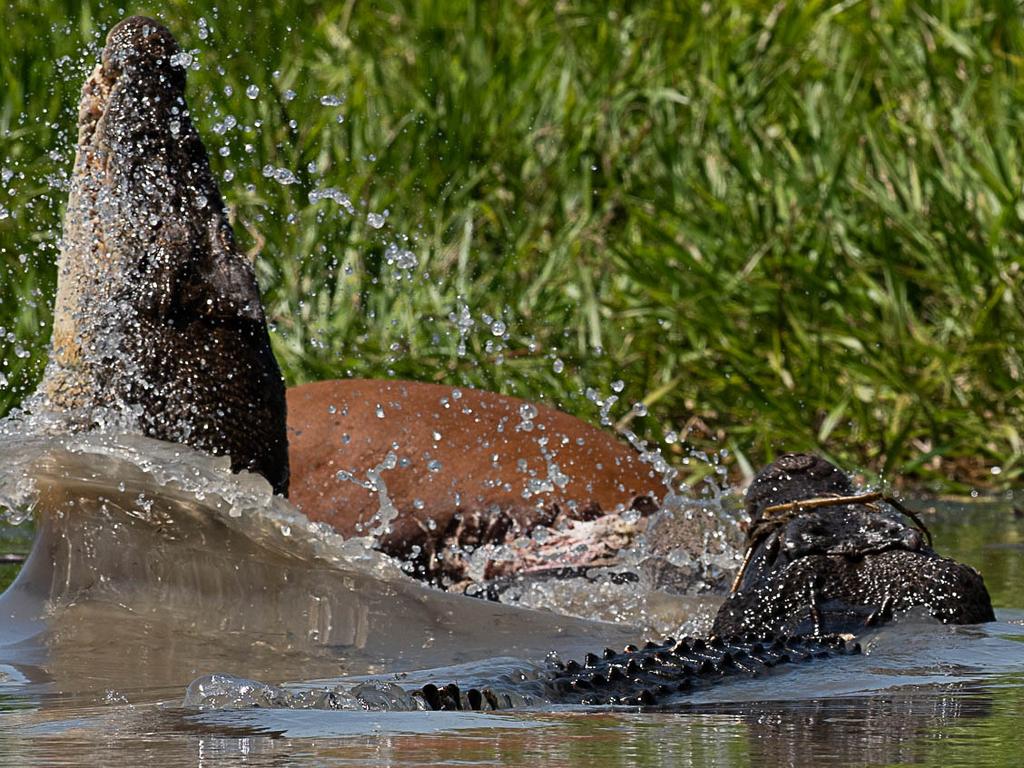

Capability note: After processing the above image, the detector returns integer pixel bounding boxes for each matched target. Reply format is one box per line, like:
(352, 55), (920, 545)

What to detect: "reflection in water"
(0, 421), (1023, 766)
(732, 687), (995, 766)
(2, 679), (1023, 767)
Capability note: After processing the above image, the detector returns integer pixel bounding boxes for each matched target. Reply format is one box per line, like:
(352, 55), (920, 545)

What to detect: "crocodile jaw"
(38, 16), (289, 494)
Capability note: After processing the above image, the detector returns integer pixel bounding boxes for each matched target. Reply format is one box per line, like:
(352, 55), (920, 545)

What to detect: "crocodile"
(38, 16), (661, 573)
(39, 15), (289, 494)
(185, 454), (993, 712)
(410, 453), (994, 710)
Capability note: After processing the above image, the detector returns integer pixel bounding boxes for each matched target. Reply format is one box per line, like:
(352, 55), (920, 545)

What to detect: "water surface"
(0, 429), (1021, 767)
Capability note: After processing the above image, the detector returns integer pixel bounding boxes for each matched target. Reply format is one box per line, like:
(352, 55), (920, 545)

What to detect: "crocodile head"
(39, 16), (289, 494)
(712, 453), (994, 637)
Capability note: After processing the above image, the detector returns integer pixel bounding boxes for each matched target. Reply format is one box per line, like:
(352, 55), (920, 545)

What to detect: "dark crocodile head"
(40, 17), (289, 494)
(712, 453), (994, 637)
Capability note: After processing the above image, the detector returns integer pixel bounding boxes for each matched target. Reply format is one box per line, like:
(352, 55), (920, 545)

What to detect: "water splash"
(335, 450), (400, 540)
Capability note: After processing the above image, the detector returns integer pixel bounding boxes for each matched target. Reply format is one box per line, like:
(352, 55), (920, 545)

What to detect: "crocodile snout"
(102, 16), (182, 79)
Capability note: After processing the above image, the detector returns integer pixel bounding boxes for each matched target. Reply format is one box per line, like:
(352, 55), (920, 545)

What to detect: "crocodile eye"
(901, 529), (922, 550)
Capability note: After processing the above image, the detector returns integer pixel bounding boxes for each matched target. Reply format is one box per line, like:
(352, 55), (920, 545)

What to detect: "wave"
(0, 415), (639, 702)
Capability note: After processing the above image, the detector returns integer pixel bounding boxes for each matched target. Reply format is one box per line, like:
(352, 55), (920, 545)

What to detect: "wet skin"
(287, 379), (660, 565)
(40, 16), (289, 493)
(712, 453), (995, 637)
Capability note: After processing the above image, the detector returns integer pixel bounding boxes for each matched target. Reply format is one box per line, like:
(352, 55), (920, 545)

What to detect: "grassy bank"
(1, 0), (1022, 492)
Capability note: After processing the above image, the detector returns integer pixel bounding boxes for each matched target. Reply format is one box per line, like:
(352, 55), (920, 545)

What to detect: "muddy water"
(0, 427), (1022, 767)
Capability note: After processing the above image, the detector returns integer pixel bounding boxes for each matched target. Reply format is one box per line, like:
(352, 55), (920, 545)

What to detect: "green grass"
(1, 0), (1023, 493)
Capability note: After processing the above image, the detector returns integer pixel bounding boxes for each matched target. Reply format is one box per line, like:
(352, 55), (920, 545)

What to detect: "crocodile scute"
(417, 634), (860, 710)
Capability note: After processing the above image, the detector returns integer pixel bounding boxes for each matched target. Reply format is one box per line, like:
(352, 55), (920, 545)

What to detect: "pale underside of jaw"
(43, 53), (152, 414)
(76, 62), (116, 148)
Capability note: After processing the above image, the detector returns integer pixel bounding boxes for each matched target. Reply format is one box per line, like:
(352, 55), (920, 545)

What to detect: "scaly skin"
(712, 453), (995, 637)
(39, 16), (289, 494)
(417, 633), (860, 710)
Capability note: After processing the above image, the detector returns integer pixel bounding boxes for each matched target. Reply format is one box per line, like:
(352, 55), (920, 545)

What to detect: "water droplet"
(375, 404), (385, 419)
(309, 187), (355, 215)
(519, 403), (538, 421)
(263, 165), (298, 185)
(490, 320), (506, 336)
(384, 243), (418, 271)
(611, 380), (625, 393)
(275, 168), (298, 184)
(319, 94), (344, 106)
(427, 459), (442, 473)
(632, 402), (648, 417)
(246, 84), (260, 99)
(552, 358), (564, 373)
(367, 212), (386, 229)
(449, 302), (475, 357)
(432, 431), (442, 441)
